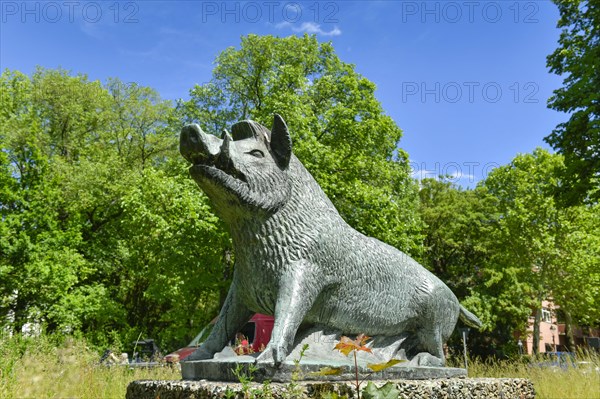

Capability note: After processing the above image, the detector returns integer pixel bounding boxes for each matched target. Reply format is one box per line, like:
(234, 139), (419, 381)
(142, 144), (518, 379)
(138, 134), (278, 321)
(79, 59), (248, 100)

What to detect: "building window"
(542, 308), (552, 323)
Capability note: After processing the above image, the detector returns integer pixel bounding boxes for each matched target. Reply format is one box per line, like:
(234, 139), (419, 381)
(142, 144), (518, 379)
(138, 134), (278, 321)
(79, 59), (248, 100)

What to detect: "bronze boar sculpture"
(180, 114), (482, 368)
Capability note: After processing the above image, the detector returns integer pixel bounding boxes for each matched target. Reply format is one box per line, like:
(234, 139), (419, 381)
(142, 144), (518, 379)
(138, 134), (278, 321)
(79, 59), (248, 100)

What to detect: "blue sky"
(1, 1), (566, 186)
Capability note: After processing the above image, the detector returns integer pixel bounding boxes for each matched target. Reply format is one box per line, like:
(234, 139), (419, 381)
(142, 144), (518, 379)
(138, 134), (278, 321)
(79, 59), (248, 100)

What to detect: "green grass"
(0, 333), (179, 399)
(463, 355), (600, 399)
(1, 334), (599, 398)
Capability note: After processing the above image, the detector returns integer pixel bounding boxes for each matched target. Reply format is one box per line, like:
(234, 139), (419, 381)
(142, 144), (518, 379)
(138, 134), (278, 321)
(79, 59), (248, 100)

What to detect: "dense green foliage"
(0, 68), (229, 349)
(420, 150), (600, 356)
(0, 33), (598, 358)
(483, 151), (599, 343)
(546, 0), (600, 205)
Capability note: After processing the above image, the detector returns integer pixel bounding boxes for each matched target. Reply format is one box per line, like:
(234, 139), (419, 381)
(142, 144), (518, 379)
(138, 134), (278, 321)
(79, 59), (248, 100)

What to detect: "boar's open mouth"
(192, 162), (248, 184)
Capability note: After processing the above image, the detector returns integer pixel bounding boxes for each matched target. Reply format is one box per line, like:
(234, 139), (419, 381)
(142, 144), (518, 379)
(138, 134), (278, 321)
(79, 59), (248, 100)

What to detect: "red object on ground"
(164, 313), (274, 362)
(248, 313), (274, 353)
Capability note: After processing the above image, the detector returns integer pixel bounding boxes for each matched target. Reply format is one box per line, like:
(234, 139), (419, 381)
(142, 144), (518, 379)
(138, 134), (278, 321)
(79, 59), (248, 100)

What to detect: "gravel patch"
(127, 378), (535, 398)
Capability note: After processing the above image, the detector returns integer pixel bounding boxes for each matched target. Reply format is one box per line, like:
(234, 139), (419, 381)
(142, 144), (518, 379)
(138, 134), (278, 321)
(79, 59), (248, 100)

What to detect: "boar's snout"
(180, 124), (221, 165)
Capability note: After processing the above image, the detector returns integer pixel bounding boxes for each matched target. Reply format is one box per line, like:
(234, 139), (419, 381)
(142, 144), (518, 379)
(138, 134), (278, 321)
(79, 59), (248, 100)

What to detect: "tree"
(549, 203), (600, 340)
(0, 69), (96, 334)
(483, 149), (563, 354)
(481, 149), (599, 354)
(418, 150), (600, 356)
(177, 34), (423, 255)
(546, 0), (600, 205)
(0, 68), (229, 349)
(418, 178), (532, 357)
(418, 178), (493, 300)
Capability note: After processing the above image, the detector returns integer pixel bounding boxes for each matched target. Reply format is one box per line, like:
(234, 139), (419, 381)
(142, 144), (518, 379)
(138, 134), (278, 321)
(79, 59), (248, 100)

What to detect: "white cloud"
(411, 169), (478, 187)
(276, 21), (341, 37)
(410, 162), (476, 183)
(449, 171), (475, 181)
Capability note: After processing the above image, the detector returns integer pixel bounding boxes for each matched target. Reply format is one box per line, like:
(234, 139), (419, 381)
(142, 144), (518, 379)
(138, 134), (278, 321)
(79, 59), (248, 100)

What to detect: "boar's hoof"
(409, 352), (444, 367)
(256, 343), (286, 366)
(255, 347), (274, 365)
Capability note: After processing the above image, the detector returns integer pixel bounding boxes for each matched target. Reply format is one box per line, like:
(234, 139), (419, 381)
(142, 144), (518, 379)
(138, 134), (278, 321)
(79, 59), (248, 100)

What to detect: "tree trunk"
(532, 307), (541, 355)
(564, 311), (575, 352)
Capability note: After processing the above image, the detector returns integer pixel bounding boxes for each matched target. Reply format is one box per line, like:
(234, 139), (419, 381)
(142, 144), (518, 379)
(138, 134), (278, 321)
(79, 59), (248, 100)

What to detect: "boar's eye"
(246, 149), (265, 158)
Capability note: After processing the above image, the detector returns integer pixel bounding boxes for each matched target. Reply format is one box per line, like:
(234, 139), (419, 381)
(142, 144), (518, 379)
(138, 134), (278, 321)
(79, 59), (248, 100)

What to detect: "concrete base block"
(127, 378), (535, 399)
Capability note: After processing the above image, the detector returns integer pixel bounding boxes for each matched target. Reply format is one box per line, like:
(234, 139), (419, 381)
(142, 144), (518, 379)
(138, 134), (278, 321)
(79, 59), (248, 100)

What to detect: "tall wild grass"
(0, 333), (179, 399)
(1, 333), (598, 398)
(457, 353), (600, 399)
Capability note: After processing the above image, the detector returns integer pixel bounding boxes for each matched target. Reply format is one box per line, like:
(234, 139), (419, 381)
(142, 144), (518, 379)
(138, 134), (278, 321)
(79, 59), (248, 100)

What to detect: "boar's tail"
(459, 305), (483, 329)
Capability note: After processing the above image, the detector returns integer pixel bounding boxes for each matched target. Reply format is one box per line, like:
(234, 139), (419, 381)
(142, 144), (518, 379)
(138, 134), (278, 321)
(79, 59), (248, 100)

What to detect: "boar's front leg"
(186, 281), (252, 361)
(257, 261), (322, 365)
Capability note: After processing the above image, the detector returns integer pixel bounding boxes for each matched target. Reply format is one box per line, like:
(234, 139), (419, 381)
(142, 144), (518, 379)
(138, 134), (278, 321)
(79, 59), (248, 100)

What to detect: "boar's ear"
(270, 114), (292, 169)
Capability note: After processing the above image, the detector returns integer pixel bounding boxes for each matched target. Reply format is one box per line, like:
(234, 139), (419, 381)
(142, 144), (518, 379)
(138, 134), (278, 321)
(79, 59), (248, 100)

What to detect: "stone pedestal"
(181, 357), (466, 383)
(127, 378), (536, 399)
(179, 338), (466, 383)
(130, 334), (535, 398)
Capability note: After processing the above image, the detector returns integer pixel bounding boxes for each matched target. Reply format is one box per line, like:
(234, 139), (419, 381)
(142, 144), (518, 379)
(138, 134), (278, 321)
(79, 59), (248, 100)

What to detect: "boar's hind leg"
(409, 327), (445, 367)
(257, 261), (322, 365)
(187, 284), (252, 361)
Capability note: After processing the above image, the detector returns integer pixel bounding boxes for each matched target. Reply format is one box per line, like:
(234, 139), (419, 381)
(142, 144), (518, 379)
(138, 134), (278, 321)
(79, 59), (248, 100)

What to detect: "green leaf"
(309, 367), (344, 376)
(362, 381), (400, 399)
(367, 358), (405, 372)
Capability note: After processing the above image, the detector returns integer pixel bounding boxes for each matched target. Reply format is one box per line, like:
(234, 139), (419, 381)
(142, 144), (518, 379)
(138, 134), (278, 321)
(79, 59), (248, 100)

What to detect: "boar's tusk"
(220, 130), (233, 154)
